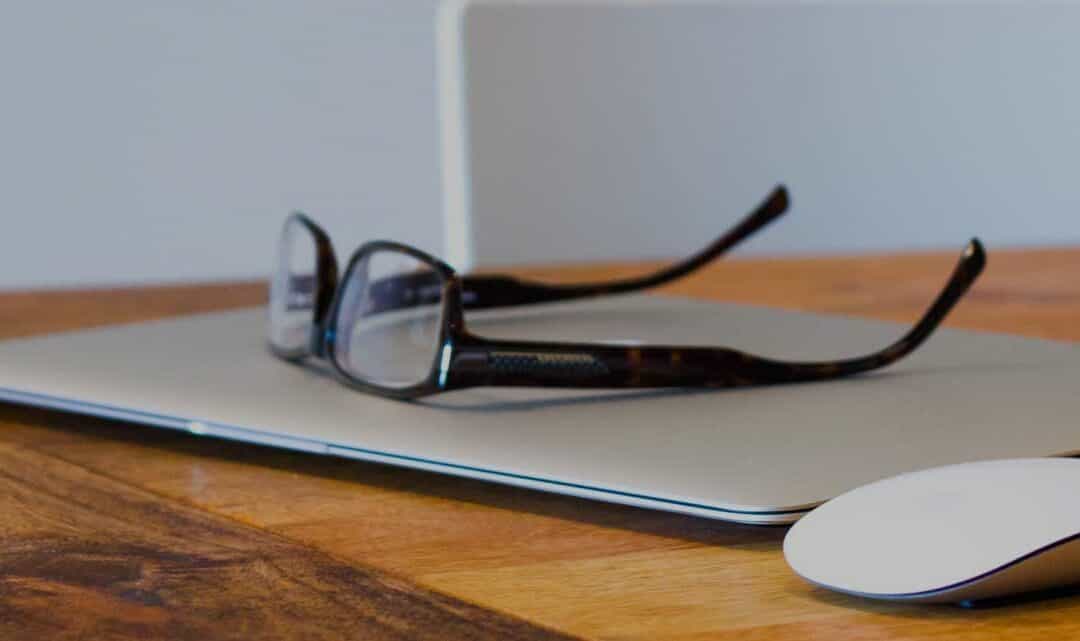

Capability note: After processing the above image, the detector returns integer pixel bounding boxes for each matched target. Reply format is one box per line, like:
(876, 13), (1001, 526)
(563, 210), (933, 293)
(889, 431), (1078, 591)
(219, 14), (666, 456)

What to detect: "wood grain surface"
(2, 246), (1080, 640)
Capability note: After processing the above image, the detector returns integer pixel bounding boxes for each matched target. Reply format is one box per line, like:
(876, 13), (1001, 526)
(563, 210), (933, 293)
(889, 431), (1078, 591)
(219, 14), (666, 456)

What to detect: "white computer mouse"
(783, 458), (1080, 604)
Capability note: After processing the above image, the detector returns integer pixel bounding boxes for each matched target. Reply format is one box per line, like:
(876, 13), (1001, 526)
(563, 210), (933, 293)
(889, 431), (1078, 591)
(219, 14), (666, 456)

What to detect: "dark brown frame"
(269, 186), (987, 400)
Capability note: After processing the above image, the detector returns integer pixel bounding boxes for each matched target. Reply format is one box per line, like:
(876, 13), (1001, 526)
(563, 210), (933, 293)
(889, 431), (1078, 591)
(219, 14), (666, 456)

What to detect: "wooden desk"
(3, 247), (1080, 640)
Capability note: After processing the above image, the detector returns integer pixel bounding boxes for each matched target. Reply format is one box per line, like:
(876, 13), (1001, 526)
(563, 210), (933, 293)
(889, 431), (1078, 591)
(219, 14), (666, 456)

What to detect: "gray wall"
(0, 1), (444, 290)
(5, 1), (1079, 290)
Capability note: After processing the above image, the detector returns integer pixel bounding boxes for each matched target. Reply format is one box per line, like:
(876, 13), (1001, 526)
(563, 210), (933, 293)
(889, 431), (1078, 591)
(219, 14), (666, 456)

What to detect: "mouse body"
(783, 458), (1080, 604)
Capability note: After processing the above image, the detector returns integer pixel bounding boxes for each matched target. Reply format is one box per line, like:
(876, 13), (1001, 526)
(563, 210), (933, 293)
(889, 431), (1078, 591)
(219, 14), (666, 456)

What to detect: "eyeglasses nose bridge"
(309, 322), (331, 359)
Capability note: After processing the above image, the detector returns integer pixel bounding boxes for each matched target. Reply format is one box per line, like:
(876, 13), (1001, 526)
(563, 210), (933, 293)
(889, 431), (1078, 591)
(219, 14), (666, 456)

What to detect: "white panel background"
(449, 0), (1080, 269)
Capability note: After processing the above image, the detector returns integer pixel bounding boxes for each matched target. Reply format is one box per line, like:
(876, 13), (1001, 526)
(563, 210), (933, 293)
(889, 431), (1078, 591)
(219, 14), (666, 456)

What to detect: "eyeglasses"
(267, 186), (986, 400)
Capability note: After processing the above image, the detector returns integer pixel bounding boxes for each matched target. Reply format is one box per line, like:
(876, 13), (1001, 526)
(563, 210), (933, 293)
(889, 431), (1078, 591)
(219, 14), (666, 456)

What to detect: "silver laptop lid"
(1, 295), (1077, 524)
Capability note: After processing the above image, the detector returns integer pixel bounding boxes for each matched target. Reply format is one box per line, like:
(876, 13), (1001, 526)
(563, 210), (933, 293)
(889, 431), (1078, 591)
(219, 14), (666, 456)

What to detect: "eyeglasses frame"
(269, 186), (987, 400)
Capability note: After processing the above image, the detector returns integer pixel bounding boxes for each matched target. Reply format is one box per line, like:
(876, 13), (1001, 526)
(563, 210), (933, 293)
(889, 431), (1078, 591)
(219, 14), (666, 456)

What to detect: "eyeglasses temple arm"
(459, 186), (790, 309)
(363, 186), (790, 315)
(443, 239), (986, 390)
